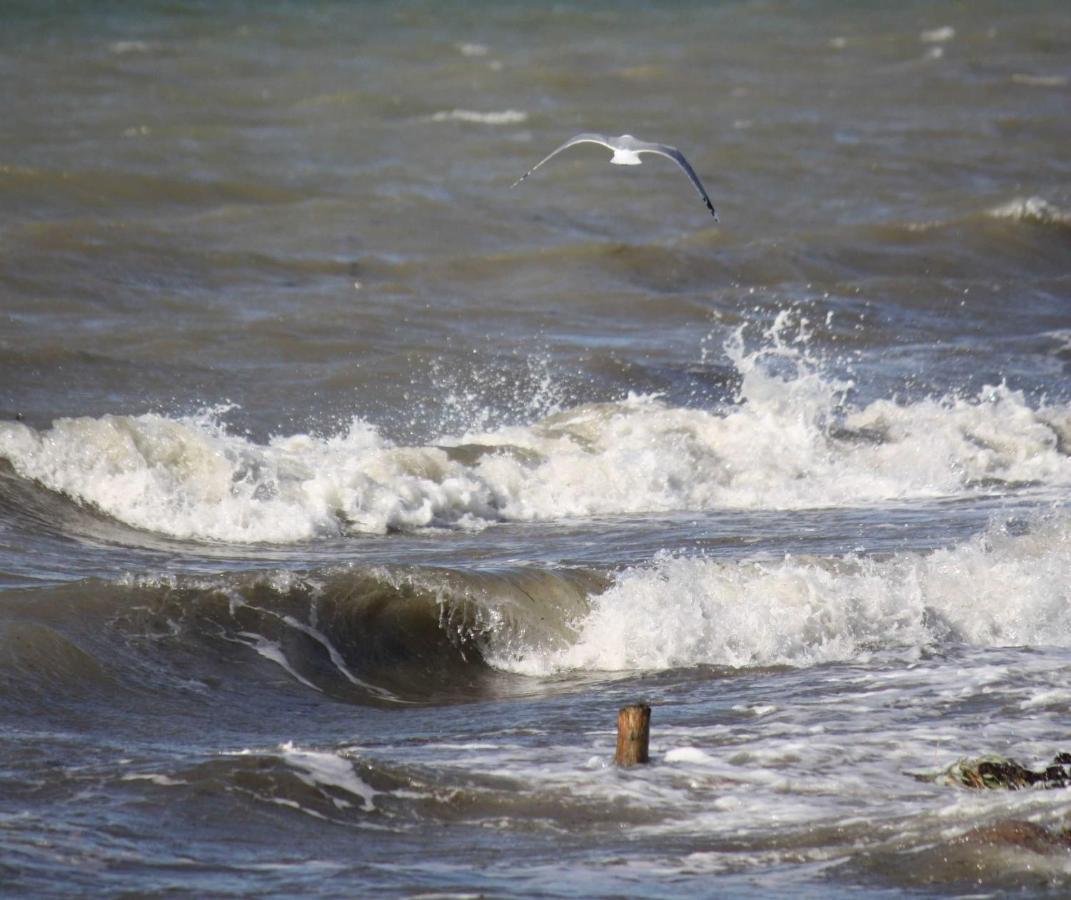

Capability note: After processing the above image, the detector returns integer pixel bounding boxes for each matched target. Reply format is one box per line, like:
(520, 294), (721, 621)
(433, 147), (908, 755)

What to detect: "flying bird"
(512, 133), (718, 221)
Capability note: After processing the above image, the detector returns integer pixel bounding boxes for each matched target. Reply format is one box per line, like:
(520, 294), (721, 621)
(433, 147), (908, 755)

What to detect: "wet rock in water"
(938, 753), (1071, 790)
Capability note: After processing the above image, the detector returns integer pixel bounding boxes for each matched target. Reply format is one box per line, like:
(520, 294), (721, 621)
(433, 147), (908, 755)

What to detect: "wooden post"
(614, 703), (651, 767)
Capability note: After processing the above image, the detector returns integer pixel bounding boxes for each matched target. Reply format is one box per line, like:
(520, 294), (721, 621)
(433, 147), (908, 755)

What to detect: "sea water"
(2, 1), (1070, 896)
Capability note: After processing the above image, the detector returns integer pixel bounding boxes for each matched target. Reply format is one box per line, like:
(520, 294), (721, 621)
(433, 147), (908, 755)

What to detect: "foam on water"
(228, 631), (324, 693)
(501, 512), (1071, 674)
(277, 743), (377, 813)
(919, 26), (955, 44)
(1, 327), (1069, 542)
(429, 109), (527, 124)
(986, 196), (1071, 226)
(0, 410), (499, 541)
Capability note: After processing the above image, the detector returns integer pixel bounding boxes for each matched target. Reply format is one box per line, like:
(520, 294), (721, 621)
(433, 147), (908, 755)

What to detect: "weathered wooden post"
(614, 703), (651, 767)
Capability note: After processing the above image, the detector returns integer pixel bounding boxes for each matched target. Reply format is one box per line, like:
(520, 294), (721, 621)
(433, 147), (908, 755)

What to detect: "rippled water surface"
(2, 1), (1071, 896)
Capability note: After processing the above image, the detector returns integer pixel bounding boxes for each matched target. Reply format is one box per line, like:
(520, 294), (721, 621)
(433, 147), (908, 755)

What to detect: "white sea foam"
(229, 632), (323, 692)
(455, 42), (489, 57)
(920, 26), (955, 44)
(1, 328), (1070, 542)
(986, 196), (1071, 226)
(0, 411), (498, 541)
(109, 40), (154, 55)
(500, 512), (1071, 674)
(1010, 73), (1069, 88)
(278, 742), (377, 812)
(430, 109), (527, 125)
(120, 773), (187, 786)
(278, 612), (399, 700)
(664, 747), (717, 764)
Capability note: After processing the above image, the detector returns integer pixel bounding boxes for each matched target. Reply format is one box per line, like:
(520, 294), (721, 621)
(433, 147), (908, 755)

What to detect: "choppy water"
(3, 1), (1071, 896)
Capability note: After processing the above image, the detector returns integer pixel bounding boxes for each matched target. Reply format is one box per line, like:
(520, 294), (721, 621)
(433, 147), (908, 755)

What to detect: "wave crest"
(2, 329), (1069, 543)
(505, 512), (1071, 673)
(986, 196), (1071, 227)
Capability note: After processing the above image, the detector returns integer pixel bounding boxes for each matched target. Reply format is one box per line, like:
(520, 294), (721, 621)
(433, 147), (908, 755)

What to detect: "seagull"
(512, 132), (718, 221)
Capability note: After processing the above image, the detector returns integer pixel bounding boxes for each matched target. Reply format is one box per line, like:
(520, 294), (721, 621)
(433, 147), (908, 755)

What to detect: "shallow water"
(2, 1), (1071, 896)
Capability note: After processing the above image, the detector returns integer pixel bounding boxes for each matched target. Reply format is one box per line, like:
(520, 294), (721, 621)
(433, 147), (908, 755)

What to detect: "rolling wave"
(500, 510), (1071, 673)
(0, 565), (601, 706)
(1, 328), (1069, 543)
(3, 508), (1070, 705)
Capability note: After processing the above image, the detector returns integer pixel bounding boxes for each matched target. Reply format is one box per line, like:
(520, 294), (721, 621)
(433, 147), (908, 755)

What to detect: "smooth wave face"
(3, 327), (1069, 542)
(0, 564), (603, 706)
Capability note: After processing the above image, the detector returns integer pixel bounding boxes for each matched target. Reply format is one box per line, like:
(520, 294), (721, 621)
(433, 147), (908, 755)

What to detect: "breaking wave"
(985, 196), (1071, 227)
(4, 512), (1070, 702)
(504, 511), (1071, 674)
(1, 324), (1069, 543)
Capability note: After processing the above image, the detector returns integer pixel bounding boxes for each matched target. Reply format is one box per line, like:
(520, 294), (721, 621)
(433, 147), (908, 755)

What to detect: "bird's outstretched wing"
(510, 133), (616, 187)
(635, 142), (718, 221)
